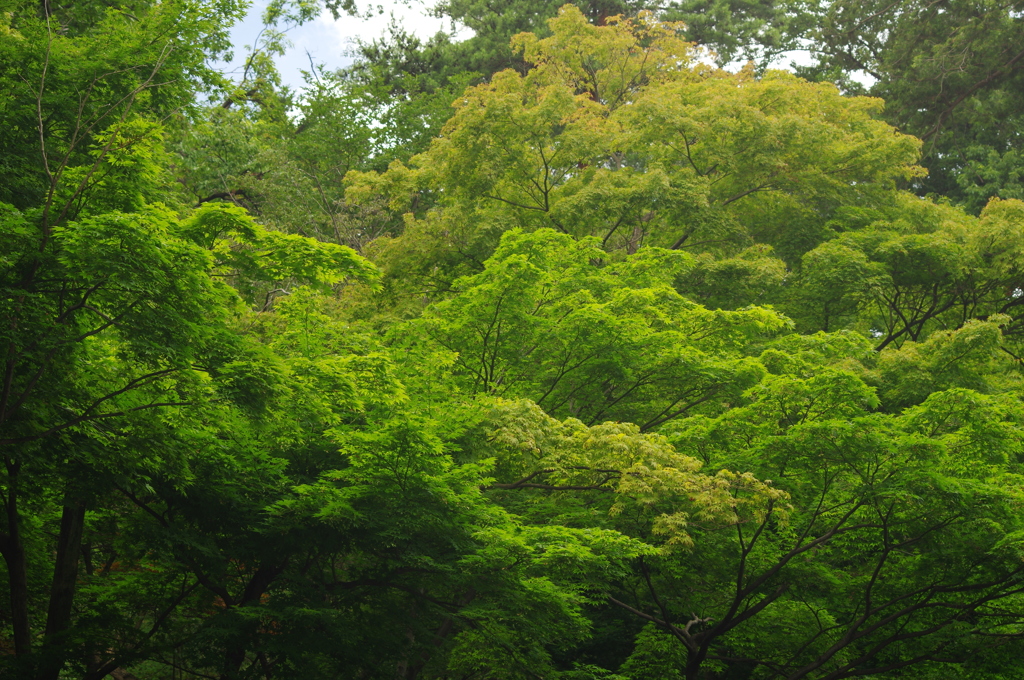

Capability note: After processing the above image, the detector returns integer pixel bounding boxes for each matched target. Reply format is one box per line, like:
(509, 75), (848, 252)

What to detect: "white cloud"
(315, 2), (464, 50)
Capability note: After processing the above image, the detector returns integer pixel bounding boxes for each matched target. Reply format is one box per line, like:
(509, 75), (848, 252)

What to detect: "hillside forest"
(2, 0), (1024, 678)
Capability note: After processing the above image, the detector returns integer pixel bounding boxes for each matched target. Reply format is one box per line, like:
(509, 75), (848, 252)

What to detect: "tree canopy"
(3, 1), (1024, 679)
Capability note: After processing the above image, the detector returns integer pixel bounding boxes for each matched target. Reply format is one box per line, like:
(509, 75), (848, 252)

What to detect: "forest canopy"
(2, 0), (1024, 679)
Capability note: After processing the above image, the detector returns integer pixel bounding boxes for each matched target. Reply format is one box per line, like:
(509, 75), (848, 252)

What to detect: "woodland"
(2, 0), (1024, 678)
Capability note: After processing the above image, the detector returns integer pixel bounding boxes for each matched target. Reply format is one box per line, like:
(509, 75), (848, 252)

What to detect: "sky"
(221, 0), (471, 91)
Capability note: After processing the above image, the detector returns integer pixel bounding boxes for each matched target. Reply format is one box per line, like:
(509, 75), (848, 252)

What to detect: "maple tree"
(4, 2), (1024, 679)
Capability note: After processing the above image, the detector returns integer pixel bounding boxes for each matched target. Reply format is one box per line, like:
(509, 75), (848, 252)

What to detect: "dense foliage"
(2, 0), (1024, 679)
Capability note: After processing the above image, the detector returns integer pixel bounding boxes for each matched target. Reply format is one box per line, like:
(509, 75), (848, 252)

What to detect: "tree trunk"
(685, 646), (708, 680)
(36, 496), (88, 680)
(2, 459), (32, 656)
(219, 561), (288, 680)
(405, 588), (476, 679)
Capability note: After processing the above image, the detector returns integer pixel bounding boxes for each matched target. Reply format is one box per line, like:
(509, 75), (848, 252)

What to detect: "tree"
(478, 333), (1024, 679)
(0, 0), (243, 213)
(346, 6), (921, 296)
(787, 196), (1024, 354)
(795, 0), (1024, 213)
(403, 228), (784, 429)
(8, 1), (1024, 678)
(0, 1), (382, 675)
(346, 0), (817, 149)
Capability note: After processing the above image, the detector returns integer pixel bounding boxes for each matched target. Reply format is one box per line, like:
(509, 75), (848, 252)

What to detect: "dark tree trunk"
(36, 496), (88, 680)
(685, 646), (709, 680)
(2, 459), (32, 656)
(219, 561), (288, 680)
(405, 588), (476, 680)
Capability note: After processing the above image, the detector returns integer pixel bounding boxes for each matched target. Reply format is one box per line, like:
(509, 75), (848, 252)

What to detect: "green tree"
(478, 342), (1024, 679)
(0, 0), (243, 214)
(8, 2), (1024, 678)
(0, 197), (378, 677)
(796, 0), (1024, 212)
(0, 2), (383, 674)
(347, 6), (921, 295)
(787, 196), (1024, 354)
(403, 228), (785, 429)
